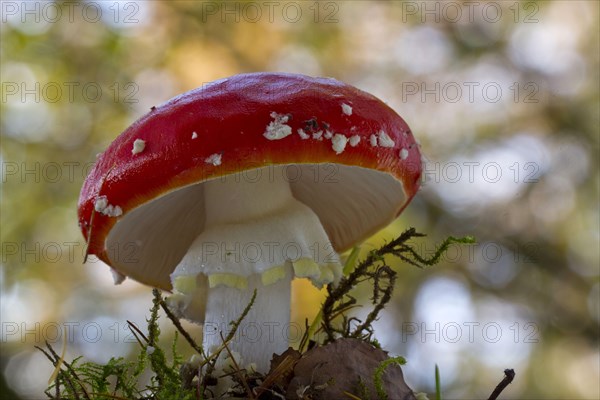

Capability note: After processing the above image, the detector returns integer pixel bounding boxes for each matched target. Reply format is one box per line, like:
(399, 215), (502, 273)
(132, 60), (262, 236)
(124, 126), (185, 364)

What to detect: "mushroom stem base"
(203, 269), (292, 373)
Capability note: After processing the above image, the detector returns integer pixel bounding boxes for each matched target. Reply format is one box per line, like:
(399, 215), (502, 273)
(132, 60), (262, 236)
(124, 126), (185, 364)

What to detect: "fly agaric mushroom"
(78, 72), (422, 372)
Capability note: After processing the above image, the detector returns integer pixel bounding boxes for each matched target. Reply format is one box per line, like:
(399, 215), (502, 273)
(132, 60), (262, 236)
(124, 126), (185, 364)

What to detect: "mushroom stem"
(203, 270), (292, 373)
(169, 166), (341, 372)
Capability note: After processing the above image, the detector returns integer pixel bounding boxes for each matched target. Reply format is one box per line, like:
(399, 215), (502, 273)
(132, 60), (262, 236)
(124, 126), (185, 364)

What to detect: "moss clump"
(39, 228), (475, 399)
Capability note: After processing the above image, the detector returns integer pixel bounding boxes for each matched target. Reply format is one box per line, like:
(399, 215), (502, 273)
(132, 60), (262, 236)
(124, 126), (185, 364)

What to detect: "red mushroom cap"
(78, 73), (422, 289)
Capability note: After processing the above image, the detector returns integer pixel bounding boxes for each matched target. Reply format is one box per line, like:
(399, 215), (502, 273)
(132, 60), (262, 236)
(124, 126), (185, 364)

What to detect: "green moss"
(38, 230), (474, 399)
(373, 356), (407, 400)
(320, 228), (475, 344)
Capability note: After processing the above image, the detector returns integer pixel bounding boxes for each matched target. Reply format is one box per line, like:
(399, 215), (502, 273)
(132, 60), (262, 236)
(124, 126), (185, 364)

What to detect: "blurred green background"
(1, 1), (598, 399)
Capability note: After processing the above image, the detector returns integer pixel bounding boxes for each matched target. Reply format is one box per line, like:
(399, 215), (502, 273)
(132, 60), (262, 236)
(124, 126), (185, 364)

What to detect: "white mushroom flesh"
(169, 166), (342, 371)
(104, 164), (409, 371)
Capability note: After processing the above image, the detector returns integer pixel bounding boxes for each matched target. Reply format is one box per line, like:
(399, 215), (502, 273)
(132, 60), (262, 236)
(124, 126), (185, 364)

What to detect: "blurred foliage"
(1, 1), (598, 399)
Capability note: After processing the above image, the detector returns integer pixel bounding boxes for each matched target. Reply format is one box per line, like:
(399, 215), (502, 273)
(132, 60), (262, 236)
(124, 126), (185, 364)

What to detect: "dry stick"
(322, 229), (420, 341)
(322, 229), (475, 342)
(350, 266), (396, 339)
(36, 345), (78, 400)
(47, 327), (68, 385)
(342, 392), (363, 400)
(43, 342), (92, 400)
(254, 354), (297, 399)
(315, 305), (361, 334)
(158, 295), (205, 357)
(488, 369), (515, 400)
(298, 318), (311, 353)
(219, 332), (255, 400)
(201, 289), (258, 383)
(126, 320), (149, 348)
(225, 289), (257, 345)
(43, 342), (89, 400)
(43, 383), (55, 400)
(126, 320), (149, 343)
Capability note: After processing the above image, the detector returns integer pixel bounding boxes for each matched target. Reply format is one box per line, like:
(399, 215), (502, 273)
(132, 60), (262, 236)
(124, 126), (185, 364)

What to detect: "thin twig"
(254, 353), (297, 398)
(36, 345), (78, 400)
(322, 229), (419, 340)
(219, 332), (255, 399)
(350, 266), (396, 338)
(127, 320), (149, 343)
(44, 342), (91, 400)
(126, 320), (148, 348)
(488, 369), (515, 400)
(299, 318), (312, 353)
(202, 290), (257, 379)
(224, 289), (257, 345)
(321, 229), (475, 343)
(157, 294), (205, 356)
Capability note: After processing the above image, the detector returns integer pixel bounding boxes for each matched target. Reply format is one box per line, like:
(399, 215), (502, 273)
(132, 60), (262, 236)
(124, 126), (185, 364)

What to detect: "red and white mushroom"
(78, 72), (422, 372)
